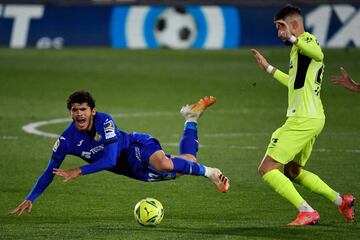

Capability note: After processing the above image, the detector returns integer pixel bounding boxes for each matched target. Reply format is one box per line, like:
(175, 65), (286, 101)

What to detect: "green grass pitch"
(0, 48), (359, 239)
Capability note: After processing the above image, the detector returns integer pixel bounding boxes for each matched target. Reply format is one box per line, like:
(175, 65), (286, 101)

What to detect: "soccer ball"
(134, 198), (164, 226)
(154, 7), (197, 49)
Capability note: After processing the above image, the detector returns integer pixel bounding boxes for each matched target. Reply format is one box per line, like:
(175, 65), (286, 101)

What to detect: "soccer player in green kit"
(251, 5), (356, 226)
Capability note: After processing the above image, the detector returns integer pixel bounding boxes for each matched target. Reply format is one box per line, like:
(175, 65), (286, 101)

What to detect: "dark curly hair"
(67, 90), (96, 110)
(274, 4), (302, 21)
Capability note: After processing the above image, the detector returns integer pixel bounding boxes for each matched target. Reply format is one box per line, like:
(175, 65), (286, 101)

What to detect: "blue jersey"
(52, 112), (130, 175)
(26, 112), (176, 202)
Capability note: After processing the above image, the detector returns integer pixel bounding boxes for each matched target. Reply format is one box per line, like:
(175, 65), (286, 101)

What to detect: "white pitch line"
(162, 143), (360, 154)
(0, 135), (19, 140)
(21, 111), (360, 154)
(21, 109), (264, 138)
(22, 118), (70, 138)
(112, 111), (175, 118)
(21, 112), (177, 138)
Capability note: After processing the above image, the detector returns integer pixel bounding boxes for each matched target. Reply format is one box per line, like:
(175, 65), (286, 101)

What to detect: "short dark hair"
(274, 4), (302, 21)
(67, 90), (96, 110)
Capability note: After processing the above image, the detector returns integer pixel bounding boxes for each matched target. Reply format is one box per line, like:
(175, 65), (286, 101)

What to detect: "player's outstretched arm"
(9, 159), (62, 217)
(250, 48), (288, 87)
(331, 67), (360, 93)
(250, 49), (273, 73)
(9, 200), (32, 216)
(54, 142), (118, 181)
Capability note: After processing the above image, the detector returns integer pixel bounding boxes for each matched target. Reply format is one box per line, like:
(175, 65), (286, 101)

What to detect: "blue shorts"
(120, 133), (177, 182)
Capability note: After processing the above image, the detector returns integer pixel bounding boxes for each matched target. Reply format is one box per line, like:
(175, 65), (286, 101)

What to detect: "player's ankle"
(297, 201), (315, 212)
(204, 167), (212, 178)
(334, 194), (342, 206)
(185, 119), (197, 125)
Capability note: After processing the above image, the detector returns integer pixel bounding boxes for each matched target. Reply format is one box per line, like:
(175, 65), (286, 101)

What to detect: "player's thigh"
(266, 117), (324, 165)
(293, 134), (316, 167)
(293, 118), (325, 166)
(149, 150), (174, 171)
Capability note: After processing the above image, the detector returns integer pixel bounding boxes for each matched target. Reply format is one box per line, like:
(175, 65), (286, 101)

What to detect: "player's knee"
(258, 165), (267, 177)
(258, 155), (283, 177)
(284, 167), (300, 180)
(152, 156), (173, 172)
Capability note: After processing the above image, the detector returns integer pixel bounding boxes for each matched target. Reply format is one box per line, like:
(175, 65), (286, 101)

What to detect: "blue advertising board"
(0, 4), (359, 48)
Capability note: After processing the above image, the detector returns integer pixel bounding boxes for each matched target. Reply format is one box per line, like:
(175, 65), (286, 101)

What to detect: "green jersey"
(273, 32), (325, 119)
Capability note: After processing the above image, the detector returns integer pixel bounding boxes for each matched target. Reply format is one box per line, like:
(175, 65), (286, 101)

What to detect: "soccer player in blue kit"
(11, 91), (229, 216)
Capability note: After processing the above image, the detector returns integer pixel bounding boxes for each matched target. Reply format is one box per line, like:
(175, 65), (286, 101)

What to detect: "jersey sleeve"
(273, 69), (289, 87)
(26, 159), (61, 202)
(80, 141), (118, 175)
(51, 136), (68, 163)
(295, 33), (324, 62)
(103, 117), (118, 143)
(26, 136), (69, 202)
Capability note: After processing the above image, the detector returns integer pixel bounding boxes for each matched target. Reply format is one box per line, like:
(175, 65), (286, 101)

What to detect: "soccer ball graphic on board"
(154, 7), (197, 49)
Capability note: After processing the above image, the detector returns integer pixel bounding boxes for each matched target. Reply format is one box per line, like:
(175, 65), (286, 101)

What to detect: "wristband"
(266, 65), (274, 74)
(289, 35), (297, 44)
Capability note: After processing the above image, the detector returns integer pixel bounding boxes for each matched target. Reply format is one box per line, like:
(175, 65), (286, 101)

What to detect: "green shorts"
(265, 117), (325, 166)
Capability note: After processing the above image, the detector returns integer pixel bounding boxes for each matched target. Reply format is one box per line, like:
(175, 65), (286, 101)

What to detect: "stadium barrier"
(0, 3), (359, 48)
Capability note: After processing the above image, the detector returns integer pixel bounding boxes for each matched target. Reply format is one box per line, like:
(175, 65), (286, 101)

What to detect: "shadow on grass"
(96, 224), (359, 239)
(2, 215), (359, 240)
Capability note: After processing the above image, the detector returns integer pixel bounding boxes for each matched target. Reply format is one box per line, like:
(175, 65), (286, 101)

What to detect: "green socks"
(262, 169), (340, 210)
(263, 169), (305, 208)
(293, 169), (339, 202)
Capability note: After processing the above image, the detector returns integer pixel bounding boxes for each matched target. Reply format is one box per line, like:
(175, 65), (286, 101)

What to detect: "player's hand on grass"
(331, 67), (360, 92)
(10, 200), (33, 216)
(250, 48), (270, 70)
(53, 167), (82, 182)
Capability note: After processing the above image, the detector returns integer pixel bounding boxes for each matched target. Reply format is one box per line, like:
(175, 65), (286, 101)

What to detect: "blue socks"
(171, 157), (205, 176)
(179, 122), (198, 157)
(173, 122), (204, 176)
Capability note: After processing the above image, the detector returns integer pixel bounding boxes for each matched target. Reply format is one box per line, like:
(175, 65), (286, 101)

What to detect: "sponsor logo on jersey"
(81, 145), (104, 159)
(90, 145), (104, 154)
(81, 151), (91, 159)
(104, 119), (116, 139)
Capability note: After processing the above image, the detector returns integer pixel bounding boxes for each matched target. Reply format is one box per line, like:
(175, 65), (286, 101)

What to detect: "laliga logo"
(110, 6), (239, 49)
(0, 4), (43, 48)
(306, 4), (360, 47)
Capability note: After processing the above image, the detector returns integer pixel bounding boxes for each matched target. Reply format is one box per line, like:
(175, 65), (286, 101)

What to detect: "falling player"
(11, 91), (229, 216)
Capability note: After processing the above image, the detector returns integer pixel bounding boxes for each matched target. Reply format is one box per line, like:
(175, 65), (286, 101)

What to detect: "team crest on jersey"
(94, 132), (102, 142)
(104, 119), (116, 139)
(53, 139), (60, 152)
